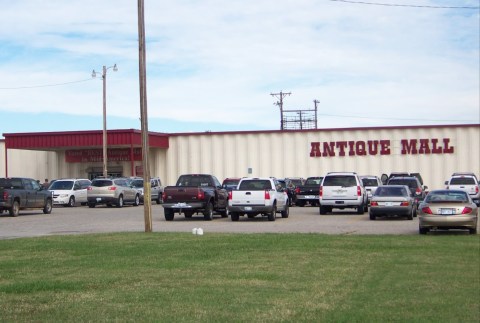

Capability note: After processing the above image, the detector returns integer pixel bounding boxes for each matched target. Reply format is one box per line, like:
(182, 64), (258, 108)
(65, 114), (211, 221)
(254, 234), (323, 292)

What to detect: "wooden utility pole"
(270, 91), (291, 130)
(138, 0), (152, 232)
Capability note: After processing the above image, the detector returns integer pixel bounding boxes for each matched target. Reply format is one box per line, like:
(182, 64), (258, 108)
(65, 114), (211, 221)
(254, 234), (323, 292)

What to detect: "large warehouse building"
(1, 123), (479, 190)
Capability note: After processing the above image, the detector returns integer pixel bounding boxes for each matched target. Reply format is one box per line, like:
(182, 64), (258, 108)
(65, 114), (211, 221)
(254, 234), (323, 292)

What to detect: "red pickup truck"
(162, 174), (229, 221)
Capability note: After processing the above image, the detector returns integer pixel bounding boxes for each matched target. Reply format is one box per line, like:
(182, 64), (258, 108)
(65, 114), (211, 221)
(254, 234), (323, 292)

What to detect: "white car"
(445, 173), (480, 206)
(48, 179), (91, 207)
(360, 175), (382, 205)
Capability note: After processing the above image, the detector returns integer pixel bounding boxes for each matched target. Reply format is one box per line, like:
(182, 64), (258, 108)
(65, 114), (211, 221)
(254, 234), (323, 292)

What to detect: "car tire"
(267, 204), (276, 221)
(133, 194), (140, 206)
(117, 195), (124, 208)
(281, 204), (289, 218)
(231, 212), (239, 221)
(164, 208), (174, 221)
(43, 199), (53, 214)
(203, 202), (214, 221)
(67, 196), (75, 207)
(369, 211), (376, 220)
(9, 200), (20, 217)
(419, 227), (428, 235)
(357, 203), (364, 215)
(407, 209), (413, 220)
(319, 205), (328, 215)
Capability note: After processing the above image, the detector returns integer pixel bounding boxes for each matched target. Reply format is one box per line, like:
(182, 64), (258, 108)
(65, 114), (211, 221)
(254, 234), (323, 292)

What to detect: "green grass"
(0, 233), (478, 322)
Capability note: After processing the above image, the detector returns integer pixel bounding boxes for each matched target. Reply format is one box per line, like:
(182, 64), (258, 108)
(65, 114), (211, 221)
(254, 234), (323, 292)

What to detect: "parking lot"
(0, 204), (444, 239)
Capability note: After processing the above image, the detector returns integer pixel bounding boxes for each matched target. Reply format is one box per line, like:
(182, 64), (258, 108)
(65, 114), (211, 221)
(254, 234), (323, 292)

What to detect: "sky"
(0, 0), (479, 138)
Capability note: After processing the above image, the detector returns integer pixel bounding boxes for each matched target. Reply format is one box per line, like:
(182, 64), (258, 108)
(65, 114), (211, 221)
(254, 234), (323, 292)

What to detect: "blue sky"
(1, 0), (479, 138)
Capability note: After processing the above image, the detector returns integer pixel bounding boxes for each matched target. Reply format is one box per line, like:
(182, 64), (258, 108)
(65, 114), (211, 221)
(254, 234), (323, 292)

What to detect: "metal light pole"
(92, 64), (118, 177)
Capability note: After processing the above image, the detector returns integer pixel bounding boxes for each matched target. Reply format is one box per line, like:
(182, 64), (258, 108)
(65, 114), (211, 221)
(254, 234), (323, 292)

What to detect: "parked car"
(222, 178), (241, 192)
(87, 178), (141, 208)
(228, 177), (289, 221)
(360, 175), (382, 205)
(0, 177), (53, 216)
(418, 189), (478, 234)
(295, 176), (323, 207)
(319, 172), (368, 215)
(445, 173), (479, 206)
(381, 172), (424, 186)
(386, 176), (427, 205)
(129, 177), (164, 204)
(48, 178), (91, 207)
(369, 185), (416, 220)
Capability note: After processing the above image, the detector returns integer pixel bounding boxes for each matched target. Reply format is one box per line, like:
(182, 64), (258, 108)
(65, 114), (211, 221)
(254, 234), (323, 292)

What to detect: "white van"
(49, 179), (92, 207)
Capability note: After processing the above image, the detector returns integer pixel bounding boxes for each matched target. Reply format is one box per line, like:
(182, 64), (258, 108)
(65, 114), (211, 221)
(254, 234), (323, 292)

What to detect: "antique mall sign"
(310, 138), (454, 157)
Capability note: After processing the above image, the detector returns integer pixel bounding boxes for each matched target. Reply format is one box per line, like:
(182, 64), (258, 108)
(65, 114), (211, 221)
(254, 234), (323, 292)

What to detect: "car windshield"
(426, 191), (468, 203)
(177, 175), (212, 187)
(239, 180), (271, 190)
(374, 186), (407, 197)
(49, 181), (74, 190)
(323, 176), (356, 187)
(130, 180), (143, 188)
(450, 177), (476, 185)
(388, 179), (417, 190)
(362, 178), (378, 186)
(91, 180), (113, 187)
(305, 178), (322, 185)
(289, 179), (304, 186)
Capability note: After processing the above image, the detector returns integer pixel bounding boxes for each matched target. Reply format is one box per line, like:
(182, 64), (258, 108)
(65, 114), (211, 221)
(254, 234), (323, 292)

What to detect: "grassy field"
(0, 232), (478, 322)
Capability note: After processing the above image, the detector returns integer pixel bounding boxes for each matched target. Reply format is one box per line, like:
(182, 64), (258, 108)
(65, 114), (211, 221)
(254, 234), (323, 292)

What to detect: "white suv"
(48, 178), (91, 207)
(319, 172), (368, 215)
(445, 173), (480, 206)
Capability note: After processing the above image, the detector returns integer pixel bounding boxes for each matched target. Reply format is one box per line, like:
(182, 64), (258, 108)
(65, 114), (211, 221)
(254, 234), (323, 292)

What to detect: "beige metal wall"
(1, 125), (479, 191)
(165, 126), (480, 190)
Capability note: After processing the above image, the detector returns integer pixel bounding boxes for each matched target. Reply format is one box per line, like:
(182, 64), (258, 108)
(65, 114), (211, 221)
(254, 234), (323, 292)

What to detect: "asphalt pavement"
(0, 203), (443, 239)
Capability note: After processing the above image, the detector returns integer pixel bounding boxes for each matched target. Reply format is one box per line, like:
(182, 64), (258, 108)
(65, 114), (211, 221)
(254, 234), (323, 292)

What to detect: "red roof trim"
(169, 123), (480, 136)
(3, 129), (169, 150)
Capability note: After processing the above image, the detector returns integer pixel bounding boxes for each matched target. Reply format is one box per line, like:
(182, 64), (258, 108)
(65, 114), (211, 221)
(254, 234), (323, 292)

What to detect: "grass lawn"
(0, 233), (478, 322)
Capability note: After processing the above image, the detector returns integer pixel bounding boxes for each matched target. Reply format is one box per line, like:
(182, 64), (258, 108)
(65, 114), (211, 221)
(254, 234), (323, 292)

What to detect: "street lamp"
(92, 64), (118, 178)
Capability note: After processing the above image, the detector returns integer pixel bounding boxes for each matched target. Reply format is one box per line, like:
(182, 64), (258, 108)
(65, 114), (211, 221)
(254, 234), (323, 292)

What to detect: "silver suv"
(319, 172), (368, 215)
(87, 178), (140, 208)
(129, 177), (164, 204)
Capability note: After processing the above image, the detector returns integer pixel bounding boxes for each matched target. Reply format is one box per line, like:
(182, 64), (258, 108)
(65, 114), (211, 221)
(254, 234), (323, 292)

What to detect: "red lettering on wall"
(368, 140), (379, 155)
(336, 141), (348, 156)
(356, 141), (366, 156)
(323, 142), (336, 157)
(401, 139), (418, 155)
(380, 140), (391, 155)
(310, 142), (321, 157)
(419, 139), (431, 154)
(348, 141), (355, 156)
(443, 138), (454, 153)
(431, 138), (443, 154)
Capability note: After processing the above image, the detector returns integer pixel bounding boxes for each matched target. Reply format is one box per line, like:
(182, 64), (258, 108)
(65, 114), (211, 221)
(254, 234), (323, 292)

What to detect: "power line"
(0, 78), (95, 90)
(329, 0), (480, 9)
(318, 112), (477, 122)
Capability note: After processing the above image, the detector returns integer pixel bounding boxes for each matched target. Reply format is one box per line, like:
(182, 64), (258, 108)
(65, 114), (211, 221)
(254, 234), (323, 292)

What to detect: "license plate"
(385, 202), (393, 206)
(244, 206), (252, 211)
(305, 195), (318, 199)
(173, 202), (190, 208)
(440, 208), (455, 215)
(96, 198), (101, 202)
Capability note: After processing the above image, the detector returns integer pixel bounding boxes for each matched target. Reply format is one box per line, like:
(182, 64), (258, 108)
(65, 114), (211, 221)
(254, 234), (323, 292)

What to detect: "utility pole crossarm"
(270, 91), (291, 130)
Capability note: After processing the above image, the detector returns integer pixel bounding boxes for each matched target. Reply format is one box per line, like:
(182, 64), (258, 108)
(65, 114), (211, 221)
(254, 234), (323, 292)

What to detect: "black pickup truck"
(294, 176), (324, 207)
(0, 177), (53, 216)
(162, 174), (228, 221)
